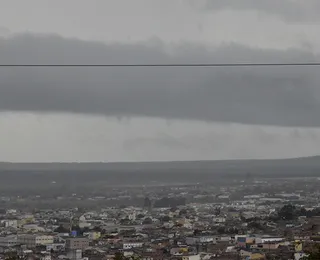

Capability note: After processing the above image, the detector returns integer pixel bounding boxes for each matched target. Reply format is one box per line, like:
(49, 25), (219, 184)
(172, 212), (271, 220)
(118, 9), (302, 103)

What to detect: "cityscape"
(0, 159), (320, 259)
(1, 0), (320, 259)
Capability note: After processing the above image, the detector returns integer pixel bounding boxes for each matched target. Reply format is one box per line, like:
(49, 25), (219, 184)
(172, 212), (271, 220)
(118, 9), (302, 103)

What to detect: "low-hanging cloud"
(205, 0), (320, 22)
(0, 33), (320, 127)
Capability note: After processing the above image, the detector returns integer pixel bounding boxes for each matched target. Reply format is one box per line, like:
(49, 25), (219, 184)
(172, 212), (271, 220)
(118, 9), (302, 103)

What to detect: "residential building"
(0, 235), (18, 247)
(65, 237), (89, 250)
(123, 241), (143, 250)
(18, 234), (54, 248)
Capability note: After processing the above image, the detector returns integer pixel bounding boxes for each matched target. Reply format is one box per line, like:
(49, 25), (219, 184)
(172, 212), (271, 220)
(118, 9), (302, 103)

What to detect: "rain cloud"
(204, 0), (320, 22)
(0, 33), (320, 127)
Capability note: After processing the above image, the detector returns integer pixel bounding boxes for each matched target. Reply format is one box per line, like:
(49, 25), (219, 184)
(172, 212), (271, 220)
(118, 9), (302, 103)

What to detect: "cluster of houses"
(0, 203), (319, 260)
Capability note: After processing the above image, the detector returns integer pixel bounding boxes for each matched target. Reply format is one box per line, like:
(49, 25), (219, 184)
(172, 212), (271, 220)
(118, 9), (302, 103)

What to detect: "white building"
(1, 219), (18, 228)
(78, 215), (91, 229)
(0, 235), (18, 247)
(182, 255), (200, 260)
(213, 217), (226, 223)
(185, 236), (216, 245)
(123, 242), (143, 250)
(18, 234), (54, 248)
(255, 237), (284, 244)
(6, 209), (17, 214)
(128, 212), (136, 221)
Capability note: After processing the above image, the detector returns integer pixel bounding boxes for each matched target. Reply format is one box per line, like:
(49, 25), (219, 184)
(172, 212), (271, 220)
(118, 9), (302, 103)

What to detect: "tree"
(136, 213), (145, 219)
(128, 256), (141, 260)
(193, 229), (201, 236)
(54, 225), (69, 233)
(299, 207), (307, 216)
(278, 204), (296, 220)
(142, 217), (153, 225)
(92, 226), (102, 232)
(82, 226), (90, 233)
(217, 227), (225, 234)
(160, 215), (170, 222)
(153, 197), (186, 208)
(179, 209), (187, 216)
(5, 252), (18, 260)
(71, 225), (82, 235)
(248, 221), (263, 230)
(302, 244), (320, 259)
(114, 252), (125, 260)
(214, 207), (221, 216)
(114, 252), (141, 260)
(120, 218), (130, 225)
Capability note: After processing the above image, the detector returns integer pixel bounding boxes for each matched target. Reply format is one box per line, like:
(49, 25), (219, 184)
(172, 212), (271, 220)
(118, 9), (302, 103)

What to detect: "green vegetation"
(302, 244), (320, 259)
(114, 252), (141, 260)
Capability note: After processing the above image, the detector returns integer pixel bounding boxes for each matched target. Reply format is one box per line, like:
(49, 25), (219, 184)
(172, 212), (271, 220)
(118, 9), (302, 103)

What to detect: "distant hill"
(1, 155), (320, 171)
(0, 156), (319, 189)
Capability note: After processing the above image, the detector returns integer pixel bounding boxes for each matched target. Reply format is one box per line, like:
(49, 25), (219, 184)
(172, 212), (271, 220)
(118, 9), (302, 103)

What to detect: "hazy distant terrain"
(0, 156), (319, 190)
(2, 156), (320, 171)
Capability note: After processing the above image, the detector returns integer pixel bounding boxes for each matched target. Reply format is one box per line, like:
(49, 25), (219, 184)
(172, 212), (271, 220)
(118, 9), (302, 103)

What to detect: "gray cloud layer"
(205, 0), (320, 22)
(0, 34), (320, 126)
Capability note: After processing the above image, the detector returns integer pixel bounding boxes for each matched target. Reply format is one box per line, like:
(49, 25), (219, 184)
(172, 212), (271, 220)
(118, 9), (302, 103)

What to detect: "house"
(261, 243), (280, 250)
(294, 252), (308, 260)
(6, 209), (17, 215)
(46, 243), (65, 252)
(1, 220), (18, 228)
(21, 224), (45, 232)
(140, 248), (163, 260)
(212, 217), (226, 224)
(185, 236), (215, 245)
(0, 235), (18, 247)
(182, 254), (200, 260)
(83, 232), (101, 241)
(240, 250), (265, 260)
(122, 241), (143, 250)
(250, 253), (265, 259)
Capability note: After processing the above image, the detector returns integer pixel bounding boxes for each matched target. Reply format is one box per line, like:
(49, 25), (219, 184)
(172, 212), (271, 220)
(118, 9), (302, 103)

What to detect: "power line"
(0, 62), (320, 67)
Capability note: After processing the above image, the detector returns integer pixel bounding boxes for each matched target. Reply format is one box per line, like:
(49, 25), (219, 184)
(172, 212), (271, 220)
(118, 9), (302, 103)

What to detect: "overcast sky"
(1, 0), (320, 162)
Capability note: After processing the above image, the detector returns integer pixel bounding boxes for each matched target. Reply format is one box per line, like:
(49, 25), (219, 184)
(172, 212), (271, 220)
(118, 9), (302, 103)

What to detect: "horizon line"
(1, 155), (318, 164)
(1, 62), (320, 67)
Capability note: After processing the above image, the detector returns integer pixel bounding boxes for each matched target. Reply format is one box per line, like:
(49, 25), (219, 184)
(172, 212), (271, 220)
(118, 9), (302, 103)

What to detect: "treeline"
(153, 197), (186, 208)
(275, 204), (320, 221)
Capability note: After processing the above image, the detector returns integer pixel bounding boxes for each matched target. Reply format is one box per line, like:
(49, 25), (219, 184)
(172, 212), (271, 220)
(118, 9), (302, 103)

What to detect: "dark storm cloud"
(205, 0), (320, 22)
(0, 33), (320, 126)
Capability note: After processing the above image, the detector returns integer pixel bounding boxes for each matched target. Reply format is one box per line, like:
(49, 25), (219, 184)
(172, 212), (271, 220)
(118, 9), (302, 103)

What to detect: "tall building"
(65, 237), (89, 250)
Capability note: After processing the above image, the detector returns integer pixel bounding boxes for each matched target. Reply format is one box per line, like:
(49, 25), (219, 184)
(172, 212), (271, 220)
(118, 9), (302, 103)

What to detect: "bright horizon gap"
(2, 154), (319, 164)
